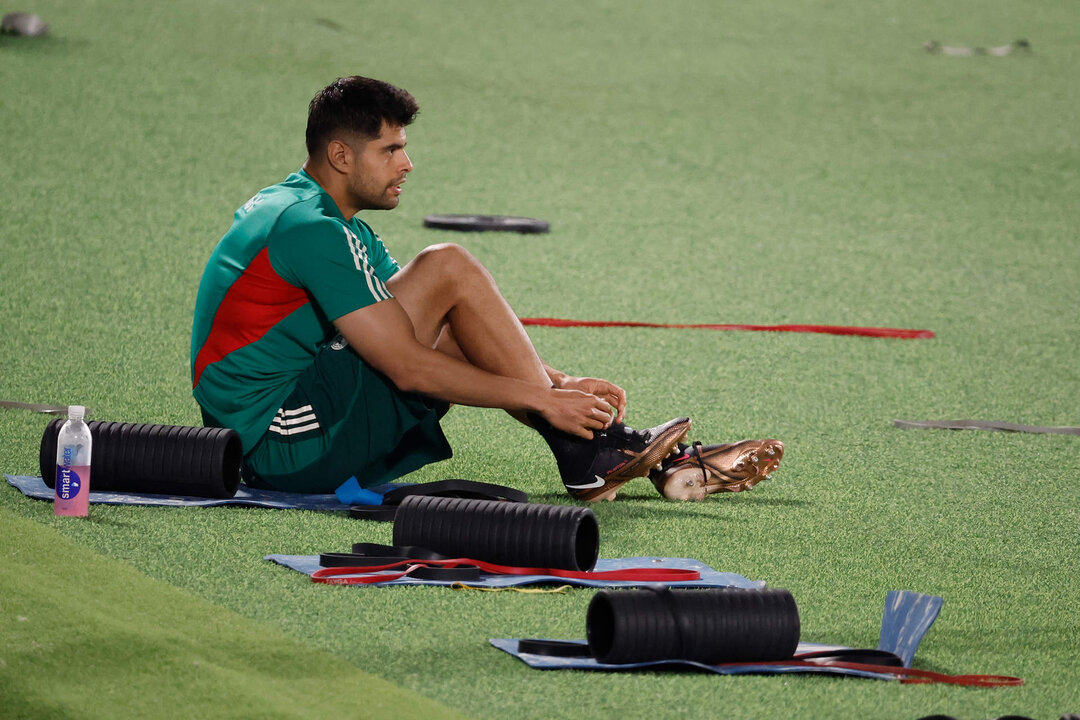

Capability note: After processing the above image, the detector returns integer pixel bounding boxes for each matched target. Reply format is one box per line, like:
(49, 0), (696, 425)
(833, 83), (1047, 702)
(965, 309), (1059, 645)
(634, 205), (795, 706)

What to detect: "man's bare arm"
(334, 300), (613, 438)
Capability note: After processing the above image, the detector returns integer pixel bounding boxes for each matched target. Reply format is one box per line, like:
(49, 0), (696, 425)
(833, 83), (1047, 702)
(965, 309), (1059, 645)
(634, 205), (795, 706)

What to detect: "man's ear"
(325, 138), (354, 174)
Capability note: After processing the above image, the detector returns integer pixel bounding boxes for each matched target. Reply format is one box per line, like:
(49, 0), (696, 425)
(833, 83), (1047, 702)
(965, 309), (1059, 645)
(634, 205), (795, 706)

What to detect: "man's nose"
(400, 151), (414, 173)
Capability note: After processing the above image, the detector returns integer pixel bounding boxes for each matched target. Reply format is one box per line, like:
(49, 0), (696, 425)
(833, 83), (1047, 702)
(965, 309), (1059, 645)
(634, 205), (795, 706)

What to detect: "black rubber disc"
(517, 639), (592, 658)
(381, 478), (528, 505)
(347, 505), (399, 522)
(350, 543), (450, 561)
(409, 565), (481, 581)
(318, 553), (409, 567)
(1, 12), (49, 36)
(423, 214), (550, 234)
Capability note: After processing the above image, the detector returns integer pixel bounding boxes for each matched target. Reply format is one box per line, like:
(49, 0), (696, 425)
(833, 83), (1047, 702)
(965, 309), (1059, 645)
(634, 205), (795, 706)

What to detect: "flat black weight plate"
(423, 214), (550, 234)
(318, 553), (409, 567)
(517, 639), (592, 658)
(1, 12), (49, 36)
(350, 543), (450, 561)
(348, 505), (398, 522)
(381, 478), (528, 505)
(409, 565), (481, 581)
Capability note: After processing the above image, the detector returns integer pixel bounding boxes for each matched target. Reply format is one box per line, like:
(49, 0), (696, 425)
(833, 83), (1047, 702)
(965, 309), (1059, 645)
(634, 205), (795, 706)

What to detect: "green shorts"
(241, 336), (452, 493)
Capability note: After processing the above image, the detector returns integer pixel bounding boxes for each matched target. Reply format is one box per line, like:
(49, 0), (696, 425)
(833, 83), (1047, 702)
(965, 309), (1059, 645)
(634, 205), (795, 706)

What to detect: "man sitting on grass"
(191, 76), (781, 502)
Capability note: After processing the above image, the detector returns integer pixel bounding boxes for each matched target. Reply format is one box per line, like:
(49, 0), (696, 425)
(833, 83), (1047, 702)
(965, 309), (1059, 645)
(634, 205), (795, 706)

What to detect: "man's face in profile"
(347, 122), (413, 211)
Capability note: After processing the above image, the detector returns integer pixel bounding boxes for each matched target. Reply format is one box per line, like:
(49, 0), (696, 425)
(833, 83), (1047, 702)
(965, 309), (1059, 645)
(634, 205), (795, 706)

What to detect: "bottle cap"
(67, 405), (85, 421)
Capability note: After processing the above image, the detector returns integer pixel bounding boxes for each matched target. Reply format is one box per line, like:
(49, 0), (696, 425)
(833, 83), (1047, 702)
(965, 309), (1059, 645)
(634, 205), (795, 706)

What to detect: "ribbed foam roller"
(586, 587), (800, 664)
(40, 419), (242, 498)
(392, 495), (599, 571)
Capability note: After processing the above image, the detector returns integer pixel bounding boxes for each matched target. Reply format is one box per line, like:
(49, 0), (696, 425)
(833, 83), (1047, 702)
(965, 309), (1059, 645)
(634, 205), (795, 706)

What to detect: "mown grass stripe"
(0, 507), (464, 720)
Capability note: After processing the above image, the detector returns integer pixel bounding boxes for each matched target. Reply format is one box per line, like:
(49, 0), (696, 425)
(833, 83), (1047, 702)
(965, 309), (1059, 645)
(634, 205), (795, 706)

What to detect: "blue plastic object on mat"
(878, 589), (943, 667)
(491, 590), (943, 680)
(4, 474), (401, 511)
(266, 554), (766, 590)
(489, 638), (900, 680)
(334, 476), (385, 506)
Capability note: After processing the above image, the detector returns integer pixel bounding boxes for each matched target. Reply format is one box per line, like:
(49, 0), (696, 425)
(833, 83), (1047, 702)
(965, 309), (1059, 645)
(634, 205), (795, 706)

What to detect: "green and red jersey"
(191, 169), (399, 451)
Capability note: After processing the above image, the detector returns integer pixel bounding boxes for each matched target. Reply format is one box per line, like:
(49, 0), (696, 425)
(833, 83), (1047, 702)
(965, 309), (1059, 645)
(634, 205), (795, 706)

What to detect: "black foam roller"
(392, 495), (599, 572)
(586, 587), (800, 665)
(40, 419), (242, 498)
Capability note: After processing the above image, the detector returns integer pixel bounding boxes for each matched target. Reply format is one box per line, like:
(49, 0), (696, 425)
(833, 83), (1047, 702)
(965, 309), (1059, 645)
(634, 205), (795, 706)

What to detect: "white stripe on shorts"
(268, 421), (321, 436)
(273, 413), (317, 427)
(271, 404), (320, 436)
(275, 405), (314, 418)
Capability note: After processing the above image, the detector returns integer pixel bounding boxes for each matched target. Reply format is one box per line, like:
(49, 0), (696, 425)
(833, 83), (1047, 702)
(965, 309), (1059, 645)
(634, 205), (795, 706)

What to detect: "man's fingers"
(590, 400), (615, 428)
(548, 389), (614, 437)
(608, 393), (626, 422)
(580, 407), (607, 431)
(605, 386), (627, 422)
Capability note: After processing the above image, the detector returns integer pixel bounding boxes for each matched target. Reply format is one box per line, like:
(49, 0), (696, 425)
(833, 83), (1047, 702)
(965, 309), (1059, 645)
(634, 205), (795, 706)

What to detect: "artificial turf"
(0, 508), (464, 720)
(1, 0), (1078, 718)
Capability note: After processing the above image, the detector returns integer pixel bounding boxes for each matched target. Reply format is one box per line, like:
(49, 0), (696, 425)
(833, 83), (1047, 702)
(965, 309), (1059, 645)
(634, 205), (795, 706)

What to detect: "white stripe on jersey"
(357, 241), (392, 301)
(344, 227), (365, 271)
(374, 236), (400, 274)
(344, 226), (392, 301)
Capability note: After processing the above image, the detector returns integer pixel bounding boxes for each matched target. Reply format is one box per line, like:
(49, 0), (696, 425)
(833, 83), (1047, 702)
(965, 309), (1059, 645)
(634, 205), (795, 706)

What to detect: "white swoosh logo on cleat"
(564, 475), (607, 490)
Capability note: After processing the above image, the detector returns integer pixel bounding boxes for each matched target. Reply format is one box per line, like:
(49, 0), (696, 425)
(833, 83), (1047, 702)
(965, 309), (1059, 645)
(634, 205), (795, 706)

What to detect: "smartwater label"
(56, 465), (84, 500)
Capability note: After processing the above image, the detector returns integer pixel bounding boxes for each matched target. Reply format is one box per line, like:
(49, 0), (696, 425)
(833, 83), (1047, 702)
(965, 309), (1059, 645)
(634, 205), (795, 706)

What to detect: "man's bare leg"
(384, 243), (689, 502)
(386, 243), (551, 394)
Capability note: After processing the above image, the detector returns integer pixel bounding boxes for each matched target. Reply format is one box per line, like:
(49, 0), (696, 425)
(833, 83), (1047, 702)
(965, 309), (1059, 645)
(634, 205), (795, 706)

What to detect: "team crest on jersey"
(330, 335), (349, 350)
(242, 194), (265, 213)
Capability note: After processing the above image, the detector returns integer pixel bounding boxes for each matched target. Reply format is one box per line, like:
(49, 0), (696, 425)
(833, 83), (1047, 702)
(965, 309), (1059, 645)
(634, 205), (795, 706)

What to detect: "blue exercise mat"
(491, 590), (943, 680)
(4, 474), (402, 511)
(878, 589), (944, 667)
(266, 554), (766, 589)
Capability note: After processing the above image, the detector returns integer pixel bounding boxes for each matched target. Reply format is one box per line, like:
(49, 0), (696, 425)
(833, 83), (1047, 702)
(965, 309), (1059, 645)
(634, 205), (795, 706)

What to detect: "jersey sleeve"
(269, 213), (394, 322)
(359, 221), (401, 284)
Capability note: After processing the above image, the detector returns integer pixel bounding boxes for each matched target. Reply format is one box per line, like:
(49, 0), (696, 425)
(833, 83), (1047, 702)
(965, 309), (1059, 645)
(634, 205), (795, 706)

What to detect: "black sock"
(529, 413), (602, 484)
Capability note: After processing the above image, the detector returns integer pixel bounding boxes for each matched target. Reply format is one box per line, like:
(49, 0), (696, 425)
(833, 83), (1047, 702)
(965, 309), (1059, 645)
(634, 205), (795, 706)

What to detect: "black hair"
(305, 76), (419, 156)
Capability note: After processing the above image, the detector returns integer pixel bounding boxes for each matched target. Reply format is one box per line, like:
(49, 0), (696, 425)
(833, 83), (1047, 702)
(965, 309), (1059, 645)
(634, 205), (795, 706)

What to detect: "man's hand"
(555, 376), (627, 423)
(335, 300), (615, 440)
(537, 387), (615, 440)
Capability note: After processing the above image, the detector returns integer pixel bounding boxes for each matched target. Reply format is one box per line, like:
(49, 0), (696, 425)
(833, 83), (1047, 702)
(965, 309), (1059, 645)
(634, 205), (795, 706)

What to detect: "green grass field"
(2, 1), (1078, 718)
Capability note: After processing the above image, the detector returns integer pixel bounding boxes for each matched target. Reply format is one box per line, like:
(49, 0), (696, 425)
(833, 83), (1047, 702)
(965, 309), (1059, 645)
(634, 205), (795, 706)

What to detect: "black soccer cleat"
(561, 417), (692, 501)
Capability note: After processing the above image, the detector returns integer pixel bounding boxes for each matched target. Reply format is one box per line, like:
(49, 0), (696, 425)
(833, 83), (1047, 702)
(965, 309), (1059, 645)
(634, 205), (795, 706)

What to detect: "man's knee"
(413, 243), (493, 292)
(415, 242), (479, 270)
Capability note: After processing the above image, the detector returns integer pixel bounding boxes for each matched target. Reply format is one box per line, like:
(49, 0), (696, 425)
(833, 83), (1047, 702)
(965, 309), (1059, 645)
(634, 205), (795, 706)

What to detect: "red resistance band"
(754, 656), (1023, 688)
(519, 317), (935, 340)
(311, 562), (1021, 687)
(310, 558), (701, 585)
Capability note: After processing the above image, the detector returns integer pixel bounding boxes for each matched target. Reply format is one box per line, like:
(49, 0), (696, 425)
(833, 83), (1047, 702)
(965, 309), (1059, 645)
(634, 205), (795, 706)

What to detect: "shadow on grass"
(530, 491), (812, 510)
(0, 35), (92, 53)
(83, 513), (141, 529)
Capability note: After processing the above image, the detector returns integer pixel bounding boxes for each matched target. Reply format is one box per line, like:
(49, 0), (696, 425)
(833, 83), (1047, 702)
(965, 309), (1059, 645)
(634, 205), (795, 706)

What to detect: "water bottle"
(54, 405), (91, 517)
